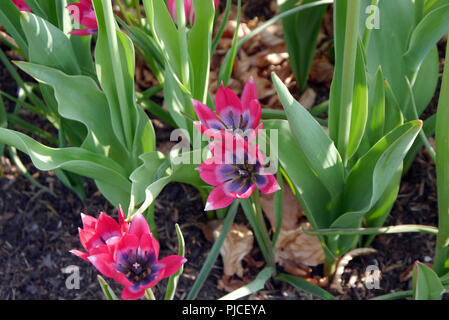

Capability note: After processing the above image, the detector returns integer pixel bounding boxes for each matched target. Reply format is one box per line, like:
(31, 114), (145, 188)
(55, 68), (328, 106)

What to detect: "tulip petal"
(192, 99), (225, 131)
(242, 99), (262, 130)
(196, 161), (237, 186)
(128, 211), (151, 239)
(67, 3), (88, 25)
(69, 28), (97, 36)
(224, 178), (255, 199)
(115, 234), (139, 263)
(166, 0), (178, 23)
(80, 228), (102, 251)
(159, 255), (187, 278)
(229, 183), (256, 199)
(80, 10), (98, 29)
(241, 76), (258, 111)
(80, 213), (97, 231)
(139, 233), (160, 260)
(204, 184), (236, 211)
(12, 0), (31, 11)
(255, 174), (281, 194)
(88, 253), (116, 279)
(96, 212), (121, 242)
(69, 249), (89, 261)
(121, 286), (145, 300)
(112, 272), (134, 287)
(215, 85), (243, 129)
(118, 206), (129, 234)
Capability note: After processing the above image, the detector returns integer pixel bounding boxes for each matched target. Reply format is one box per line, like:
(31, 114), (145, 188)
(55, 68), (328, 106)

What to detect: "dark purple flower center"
(116, 250), (160, 286)
(216, 110), (250, 133)
(231, 163), (259, 186)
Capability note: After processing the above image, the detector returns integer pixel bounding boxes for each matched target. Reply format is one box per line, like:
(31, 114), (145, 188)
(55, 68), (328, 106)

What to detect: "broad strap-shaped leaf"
(278, 0), (328, 92)
(367, 66), (385, 147)
(163, 68), (193, 139)
(327, 0), (347, 143)
(219, 267), (275, 300)
(262, 120), (331, 229)
(21, 12), (80, 75)
(347, 40), (368, 160)
(136, 149), (208, 214)
(362, 0), (439, 120)
(424, 0), (449, 14)
(403, 4), (449, 74)
(383, 79), (404, 134)
(343, 120), (421, 213)
(93, 0), (140, 151)
(129, 151), (166, 209)
(0, 128), (131, 208)
(261, 120), (336, 272)
(142, 0), (183, 78)
(363, 164), (402, 246)
(434, 37), (449, 275)
(413, 262), (445, 300)
(188, 0), (215, 102)
(329, 120), (422, 254)
(15, 62), (131, 172)
(119, 22), (164, 69)
(272, 73), (344, 200)
(275, 273), (336, 300)
(70, 35), (96, 77)
(0, 0), (28, 52)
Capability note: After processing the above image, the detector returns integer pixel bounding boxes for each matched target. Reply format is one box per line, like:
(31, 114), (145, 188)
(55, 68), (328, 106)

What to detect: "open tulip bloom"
(192, 77), (263, 142)
(67, 0), (98, 35)
(71, 210), (186, 300)
(197, 139), (280, 211)
(167, 0), (219, 26)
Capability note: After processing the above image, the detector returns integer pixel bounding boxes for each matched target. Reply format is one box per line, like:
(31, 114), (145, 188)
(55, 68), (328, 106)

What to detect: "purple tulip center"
(217, 110), (250, 133)
(232, 163), (259, 185)
(116, 250), (160, 286)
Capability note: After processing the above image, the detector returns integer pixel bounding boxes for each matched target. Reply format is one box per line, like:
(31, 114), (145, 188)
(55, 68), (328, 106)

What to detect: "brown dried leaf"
(211, 223), (254, 278)
(299, 88), (317, 110)
(218, 275), (251, 293)
(309, 55), (334, 86)
(274, 222), (325, 268)
(260, 181), (303, 231)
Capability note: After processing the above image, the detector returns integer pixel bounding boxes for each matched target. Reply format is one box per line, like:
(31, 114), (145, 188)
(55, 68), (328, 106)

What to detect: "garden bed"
(0, 0), (446, 300)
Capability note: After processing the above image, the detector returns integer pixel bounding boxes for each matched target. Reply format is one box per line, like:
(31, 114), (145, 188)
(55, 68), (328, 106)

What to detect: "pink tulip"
(167, 0), (219, 25)
(71, 210), (186, 300)
(192, 77), (263, 141)
(12, 0), (31, 12)
(70, 207), (129, 261)
(67, 0), (98, 36)
(197, 139), (280, 211)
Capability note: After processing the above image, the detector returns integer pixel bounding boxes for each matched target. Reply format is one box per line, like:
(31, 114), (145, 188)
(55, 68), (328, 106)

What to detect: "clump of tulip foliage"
(1, 0), (449, 300)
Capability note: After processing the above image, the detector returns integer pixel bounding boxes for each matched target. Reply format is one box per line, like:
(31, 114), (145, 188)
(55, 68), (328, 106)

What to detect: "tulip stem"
(251, 191), (275, 267)
(337, 0), (361, 165)
(134, 0), (142, 23)
(145, 288), (156, 300)
(434, 37), (449, 276)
